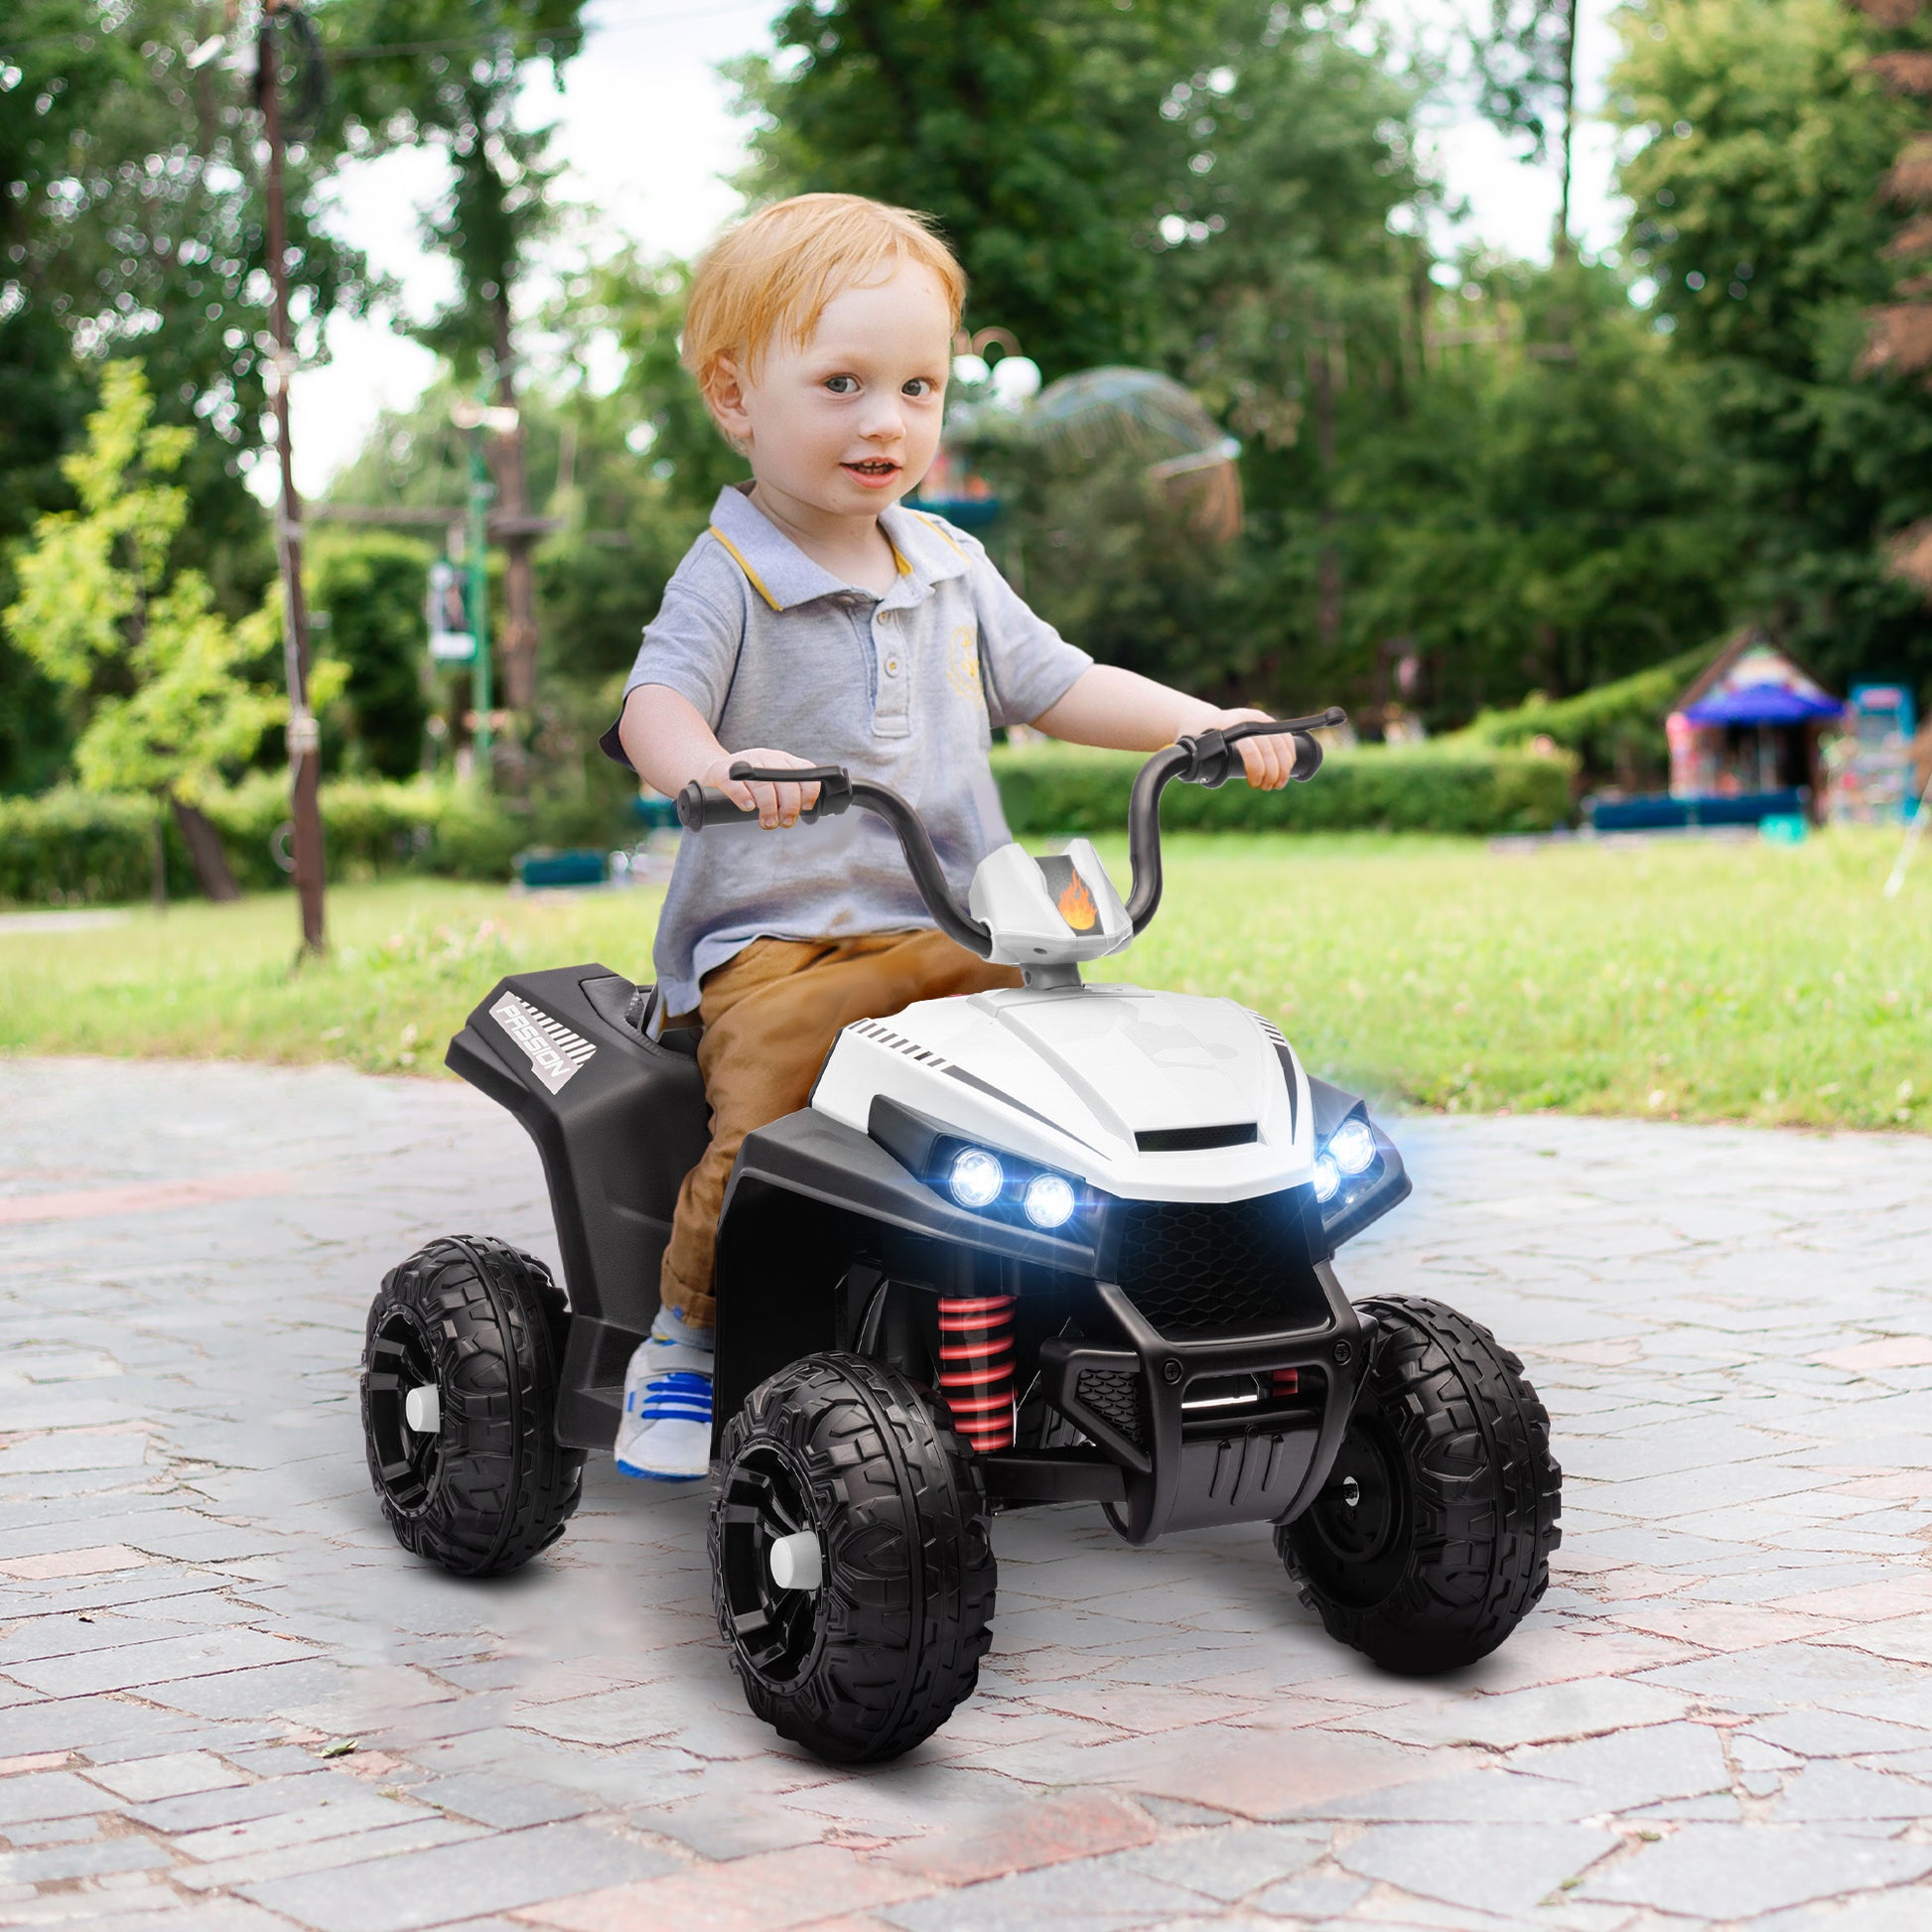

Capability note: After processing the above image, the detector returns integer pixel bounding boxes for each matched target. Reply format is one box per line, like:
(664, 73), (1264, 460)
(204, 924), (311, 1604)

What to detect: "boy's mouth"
(842, 458), (901, 489)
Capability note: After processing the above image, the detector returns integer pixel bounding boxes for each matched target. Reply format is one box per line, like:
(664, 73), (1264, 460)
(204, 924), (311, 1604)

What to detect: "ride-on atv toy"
(361, 714), (1562, 1763)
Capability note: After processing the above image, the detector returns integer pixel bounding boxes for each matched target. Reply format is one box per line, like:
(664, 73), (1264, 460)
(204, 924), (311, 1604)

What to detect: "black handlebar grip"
(674, 760), (856, 831)
(675, 783), (759, 831)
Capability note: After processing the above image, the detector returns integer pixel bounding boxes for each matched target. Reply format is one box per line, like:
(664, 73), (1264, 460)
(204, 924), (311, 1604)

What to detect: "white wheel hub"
(403, 1385), (441, 1434)
(768, 1530), (822, 1592)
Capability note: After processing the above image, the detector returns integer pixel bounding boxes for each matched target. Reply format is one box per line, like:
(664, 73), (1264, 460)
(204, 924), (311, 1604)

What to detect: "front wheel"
(1280, 1295), (1561, 1673)
(361, 1236), (584, 1577)
(709, 1352), (995, 1763)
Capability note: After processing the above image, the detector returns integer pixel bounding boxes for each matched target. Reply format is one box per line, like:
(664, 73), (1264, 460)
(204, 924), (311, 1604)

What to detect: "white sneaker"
(614, 1309), (715, 1481)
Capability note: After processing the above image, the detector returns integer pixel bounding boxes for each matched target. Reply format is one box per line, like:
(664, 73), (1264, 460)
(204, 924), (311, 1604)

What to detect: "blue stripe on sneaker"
(651, 1371), (713, 1397)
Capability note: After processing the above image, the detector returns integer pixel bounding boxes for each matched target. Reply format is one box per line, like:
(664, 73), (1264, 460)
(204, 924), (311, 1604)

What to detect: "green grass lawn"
(2, 827), (1925, 1131)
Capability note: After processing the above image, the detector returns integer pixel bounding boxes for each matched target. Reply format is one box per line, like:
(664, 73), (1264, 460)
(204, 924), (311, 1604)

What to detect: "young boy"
(604, 192), (1297, 1479)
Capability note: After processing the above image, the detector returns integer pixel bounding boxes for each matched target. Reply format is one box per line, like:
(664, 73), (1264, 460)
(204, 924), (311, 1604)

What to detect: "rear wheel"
(361, 1236), (583, 1577)
(710, 1352), (995, 1763)
(1280, 1295), (1561, 1673)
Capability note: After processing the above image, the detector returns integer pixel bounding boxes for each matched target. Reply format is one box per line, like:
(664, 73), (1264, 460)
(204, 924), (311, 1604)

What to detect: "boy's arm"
(616, 683), (822, 829)
(1030, 664), (1299, 790)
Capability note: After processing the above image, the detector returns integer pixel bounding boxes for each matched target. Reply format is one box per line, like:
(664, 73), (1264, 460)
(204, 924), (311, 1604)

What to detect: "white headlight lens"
(1311, 1154), (1341, 1204)
(1023, 1172), (1077, 1229)
(1327, 1117), (1377, 1175)
(949, 1147), (1005, 1209)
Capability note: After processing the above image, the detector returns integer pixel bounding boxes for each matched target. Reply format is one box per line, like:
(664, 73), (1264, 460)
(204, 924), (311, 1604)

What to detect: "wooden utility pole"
(1555, 0), (1578, 260)
(259, 0), (327, 955)
(490, 293), (540, 716)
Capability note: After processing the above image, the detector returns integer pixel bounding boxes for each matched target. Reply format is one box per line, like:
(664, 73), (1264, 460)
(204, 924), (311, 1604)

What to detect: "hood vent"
(1135, 1123), (1259, 1154)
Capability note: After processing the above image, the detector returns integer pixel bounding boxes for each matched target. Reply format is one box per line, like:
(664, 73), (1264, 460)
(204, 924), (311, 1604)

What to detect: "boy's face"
(715, 259), (953, 519)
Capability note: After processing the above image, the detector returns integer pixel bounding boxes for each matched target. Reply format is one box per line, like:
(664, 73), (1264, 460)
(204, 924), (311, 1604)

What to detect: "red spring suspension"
(937, 1294), (1017, 1452)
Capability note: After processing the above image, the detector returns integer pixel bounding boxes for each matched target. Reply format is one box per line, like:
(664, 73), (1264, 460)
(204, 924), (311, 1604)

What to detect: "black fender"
(446, 964), (708, 1449)
(711, 1108), (1097, 1438)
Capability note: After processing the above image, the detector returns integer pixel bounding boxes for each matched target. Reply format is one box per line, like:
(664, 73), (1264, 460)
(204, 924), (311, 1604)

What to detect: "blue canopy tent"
(1682, 683), (1845, 728)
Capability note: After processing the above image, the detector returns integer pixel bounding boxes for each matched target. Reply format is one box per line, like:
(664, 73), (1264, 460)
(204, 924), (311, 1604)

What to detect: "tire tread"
(361, 1236), (583, 1578)
(1280, 1294), (1561, 1673)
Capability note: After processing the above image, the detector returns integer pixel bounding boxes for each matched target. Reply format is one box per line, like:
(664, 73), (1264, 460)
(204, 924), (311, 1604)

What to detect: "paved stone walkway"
(3, 1056), (1932, 1931)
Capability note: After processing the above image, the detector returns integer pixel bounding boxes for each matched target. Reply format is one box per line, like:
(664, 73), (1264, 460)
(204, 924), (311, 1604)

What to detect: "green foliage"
(1471, 0), (1579, 177)
(1612, 0), (1932, 700)
(1453, 643), (1712, 788)
(322, 0), (587, 375)
(733, 0), (1206, 376)
(310, 533), (433, 777)
(3, 1), (367, 595)
(992, 741), (1577, 837)
(1344, 264), (1741, 716)
(0, 788), (182, 906)
(0, 774), (531, 906)
(3, 363), (288, 804)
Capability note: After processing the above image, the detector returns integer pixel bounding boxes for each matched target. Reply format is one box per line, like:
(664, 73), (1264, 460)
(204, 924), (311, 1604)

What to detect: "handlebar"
(672, 710), (1347, 955)
(676, 761), (996, 957)
(1123, 709), (1344, 932)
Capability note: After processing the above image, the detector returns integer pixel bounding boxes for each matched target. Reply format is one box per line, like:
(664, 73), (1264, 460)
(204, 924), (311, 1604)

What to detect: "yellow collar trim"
(914, 511), (968, 559)
(709, 525), (782, 612)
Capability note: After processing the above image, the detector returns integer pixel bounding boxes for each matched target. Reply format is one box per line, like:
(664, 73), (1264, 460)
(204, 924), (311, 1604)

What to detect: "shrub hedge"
(1450, 645), (1710, 786)
(1, 778), (537, 908)
(1, 741), (1575, 907)
(991, 741), (1577, 838)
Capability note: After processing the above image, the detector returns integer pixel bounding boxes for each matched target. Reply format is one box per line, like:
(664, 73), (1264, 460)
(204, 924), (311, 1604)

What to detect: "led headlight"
(1327, 1117), (1377, 1176)
(1311, 1154), (1341, 1204)
(948, 1146), (1005, 1209)
(1023, 1172), (1077, 1229)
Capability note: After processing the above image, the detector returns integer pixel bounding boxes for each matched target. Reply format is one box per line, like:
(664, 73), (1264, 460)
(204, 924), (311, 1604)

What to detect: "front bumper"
(717, 1107), (1372, 1543)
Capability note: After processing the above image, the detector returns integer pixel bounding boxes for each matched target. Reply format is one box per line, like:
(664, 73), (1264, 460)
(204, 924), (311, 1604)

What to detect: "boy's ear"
(707, 354), (754, 451)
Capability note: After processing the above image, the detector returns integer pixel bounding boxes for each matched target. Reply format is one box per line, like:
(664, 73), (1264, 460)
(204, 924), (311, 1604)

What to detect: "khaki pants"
(659, 929), (1023, 1325)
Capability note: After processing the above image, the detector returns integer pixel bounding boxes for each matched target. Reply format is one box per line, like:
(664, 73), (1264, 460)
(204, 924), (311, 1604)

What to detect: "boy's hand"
(705, 748), (823, 829)
(1196, 707), (1298, 790)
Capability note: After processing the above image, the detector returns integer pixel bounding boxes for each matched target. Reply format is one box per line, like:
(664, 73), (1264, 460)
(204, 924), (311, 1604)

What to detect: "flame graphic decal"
(1056, 869), (1098, 931)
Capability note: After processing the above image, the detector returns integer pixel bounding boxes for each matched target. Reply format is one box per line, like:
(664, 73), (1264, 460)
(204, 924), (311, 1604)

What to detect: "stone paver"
(2, 1054), (1932, 1929)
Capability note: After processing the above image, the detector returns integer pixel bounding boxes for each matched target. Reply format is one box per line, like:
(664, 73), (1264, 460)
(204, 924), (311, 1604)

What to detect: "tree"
(1611, 0), (1932, 697)
(3, 362), (297, 899)
(731, 0), (1205, 376)
(1472, 0), (1581, 255)
(0, 0), (373, 791)
(1344, 261), (1740, 713)
(310, 533), (432, 776)
(324, 0), (588, 716)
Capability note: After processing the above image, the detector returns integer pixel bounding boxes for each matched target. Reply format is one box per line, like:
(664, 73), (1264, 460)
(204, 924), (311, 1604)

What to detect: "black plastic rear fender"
(446, 963), (709, 1447)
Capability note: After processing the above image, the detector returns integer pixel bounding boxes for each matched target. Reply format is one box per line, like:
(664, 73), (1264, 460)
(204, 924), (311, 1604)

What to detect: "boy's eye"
(824, 374), (859, 395)
(902, 377), (935, 398)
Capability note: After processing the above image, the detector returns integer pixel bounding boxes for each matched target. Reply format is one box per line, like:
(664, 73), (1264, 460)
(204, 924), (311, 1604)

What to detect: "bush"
(2, 740), (1575, 908)
(0, 788), (181, 905)
(310, 534), (434, 778)
(0, 777), (557, 907)
(1450, 645), (1711, 789)
(991, 741), (1578, 837)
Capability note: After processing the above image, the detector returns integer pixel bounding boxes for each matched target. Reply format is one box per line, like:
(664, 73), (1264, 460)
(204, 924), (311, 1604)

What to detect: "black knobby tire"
(1279, 1295), (1562, 1673)
(709, 1351), (995, 1764)
(361, 1236), (584, 1577)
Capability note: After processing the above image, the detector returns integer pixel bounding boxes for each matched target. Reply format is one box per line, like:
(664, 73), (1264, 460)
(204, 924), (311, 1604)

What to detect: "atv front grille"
(1074, 1368), (1147, 1450)
(1110, 1190), (1325, 1338)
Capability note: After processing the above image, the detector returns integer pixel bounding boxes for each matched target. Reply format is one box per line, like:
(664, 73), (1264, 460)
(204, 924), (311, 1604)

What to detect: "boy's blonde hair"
(682, 193), (966, 413)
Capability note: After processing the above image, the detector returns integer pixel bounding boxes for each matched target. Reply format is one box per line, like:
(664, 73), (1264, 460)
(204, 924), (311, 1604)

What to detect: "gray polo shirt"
(603, 483), (1093, 1016)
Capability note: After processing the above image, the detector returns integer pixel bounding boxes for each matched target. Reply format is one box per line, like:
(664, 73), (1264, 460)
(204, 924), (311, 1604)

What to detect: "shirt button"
(886, 657), (900, 676)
